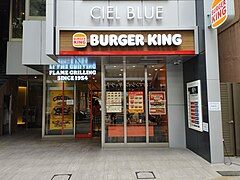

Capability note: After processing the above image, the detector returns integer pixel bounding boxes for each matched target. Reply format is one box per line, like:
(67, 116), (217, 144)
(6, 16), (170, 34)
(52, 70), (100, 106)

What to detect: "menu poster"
(106, 91), (122, 113)
(149, 91), (166, 115)
(128, 91), (144, 113)
(49, 90), (74, 130)
(187, 80), (203, 132)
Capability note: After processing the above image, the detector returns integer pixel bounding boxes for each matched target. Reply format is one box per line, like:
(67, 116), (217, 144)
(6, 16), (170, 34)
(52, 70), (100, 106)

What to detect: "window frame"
(9, 0), (25, 41)
(25, 0), (46, 21)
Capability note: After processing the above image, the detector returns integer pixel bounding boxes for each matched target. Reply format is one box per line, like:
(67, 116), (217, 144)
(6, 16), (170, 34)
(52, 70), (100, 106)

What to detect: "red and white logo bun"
(73, 33), (87, 48)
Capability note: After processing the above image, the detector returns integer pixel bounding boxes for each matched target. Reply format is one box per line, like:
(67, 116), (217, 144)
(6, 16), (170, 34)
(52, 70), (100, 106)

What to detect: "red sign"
(149, 91), (166, 115)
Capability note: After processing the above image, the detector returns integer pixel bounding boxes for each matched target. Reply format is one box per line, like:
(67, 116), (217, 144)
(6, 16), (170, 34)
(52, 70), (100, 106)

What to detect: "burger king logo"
(211, 0), (227, 29)
(73, 33), (87, 48)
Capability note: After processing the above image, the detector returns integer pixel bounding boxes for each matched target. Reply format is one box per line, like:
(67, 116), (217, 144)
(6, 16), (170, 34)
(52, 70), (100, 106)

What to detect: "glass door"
(126, 64), (146, 143)
(103, 58), (168, 145)
(75, 81), (93, 138)
(45, 77), (74, 136)
(104, 64), (124, 143)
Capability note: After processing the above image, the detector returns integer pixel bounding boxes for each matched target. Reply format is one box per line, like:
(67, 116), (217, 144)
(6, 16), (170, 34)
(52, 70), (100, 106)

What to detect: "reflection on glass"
(126, 65), (146, 143)
(105, 64), (124, 143)
(12, 0), (25, 38)
(148, 65), (168, 143)
(30, 0), (46, 16)
(45, 76), (74, 135)
(75, 82), (91, 137)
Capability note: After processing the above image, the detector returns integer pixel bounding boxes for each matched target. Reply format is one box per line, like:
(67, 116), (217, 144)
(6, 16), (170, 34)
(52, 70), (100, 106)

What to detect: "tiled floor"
(0, 129), (240, 180)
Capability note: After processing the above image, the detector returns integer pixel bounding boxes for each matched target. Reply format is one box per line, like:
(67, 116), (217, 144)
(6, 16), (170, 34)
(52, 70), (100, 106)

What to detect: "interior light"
(155, 68), (158, 71)
(149, 74), (151, 76)
(152, 65), (155, 68)
(120, 69), (123, 71)
(34, 76), (37, 79)
(119, 74), (122, 76)
(114, 65), (117, 68)
(133, 65), (136, 68)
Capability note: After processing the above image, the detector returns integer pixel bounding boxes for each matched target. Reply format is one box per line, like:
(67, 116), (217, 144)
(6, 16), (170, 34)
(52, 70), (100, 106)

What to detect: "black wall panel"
(183, 54), (211, 162)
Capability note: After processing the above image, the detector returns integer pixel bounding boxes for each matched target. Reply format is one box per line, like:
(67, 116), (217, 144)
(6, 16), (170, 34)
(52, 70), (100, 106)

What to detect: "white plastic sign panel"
(106, 91), (122, 113)
(208, 102), (221, 111)
(203, 122), (209, 132)
(187, 80), (203, 132)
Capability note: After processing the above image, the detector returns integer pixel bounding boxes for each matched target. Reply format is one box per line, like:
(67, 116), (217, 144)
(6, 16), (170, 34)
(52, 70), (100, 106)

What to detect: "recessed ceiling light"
(160, 69), (163, 71)
(152, 65), (154, 68)
(120, 69), (123, 71)
(114, 65), (116, 68)
(119, 74), (122, 76)
(149, 74), (151, 76)
(132, 65), (135, 68)
(93, 77), (95, 79)
(155, 68), (158, 71)
(34, 76), (37, 79)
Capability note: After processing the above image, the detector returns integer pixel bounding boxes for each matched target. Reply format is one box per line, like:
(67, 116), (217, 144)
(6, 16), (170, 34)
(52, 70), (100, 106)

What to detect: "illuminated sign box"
(49, 57), (96, 81)
(59, 30), (195, 56)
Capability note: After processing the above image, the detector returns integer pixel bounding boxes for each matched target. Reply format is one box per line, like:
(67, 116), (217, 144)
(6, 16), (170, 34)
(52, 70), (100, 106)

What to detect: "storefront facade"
(6, 0), (226, 163)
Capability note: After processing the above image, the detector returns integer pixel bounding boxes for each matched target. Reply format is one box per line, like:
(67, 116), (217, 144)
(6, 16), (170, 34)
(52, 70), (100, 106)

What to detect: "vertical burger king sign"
(211, 0), (227, 29)
(73, 33), (87, 48)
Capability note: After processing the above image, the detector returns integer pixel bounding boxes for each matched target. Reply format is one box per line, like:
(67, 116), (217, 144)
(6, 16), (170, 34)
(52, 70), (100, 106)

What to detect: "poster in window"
(149, 91), (166, 115)
(49, 90), (74, 130)
(128, 91), (144, 113)
(187, 80), (203, 132)
(106, 91), (122, 113)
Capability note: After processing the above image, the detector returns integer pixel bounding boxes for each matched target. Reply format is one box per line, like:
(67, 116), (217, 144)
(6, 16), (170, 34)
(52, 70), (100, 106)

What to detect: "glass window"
(105, 63), (124, 143)
(11, 0), (25, 39)
(45, 76), (74, 135)
(147, 65), (168, 143)
(126, 64), (146, 143)
(29, 0), (46, 17)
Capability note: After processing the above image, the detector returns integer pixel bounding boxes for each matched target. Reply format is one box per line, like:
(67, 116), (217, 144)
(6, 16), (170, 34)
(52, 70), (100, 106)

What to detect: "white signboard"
(203, 122), (209, 132)
(208, 102), (221, 111)
(106, 92), (122, 113)
(187, 80), (203, 132)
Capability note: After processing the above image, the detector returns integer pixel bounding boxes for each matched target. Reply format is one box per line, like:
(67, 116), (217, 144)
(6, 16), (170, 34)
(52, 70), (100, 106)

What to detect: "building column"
(203, 0), (224, 163)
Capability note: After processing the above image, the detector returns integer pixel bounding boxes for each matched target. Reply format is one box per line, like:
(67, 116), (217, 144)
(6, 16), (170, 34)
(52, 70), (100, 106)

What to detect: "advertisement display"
(149, 91), (166, 115)
(128, 91), (144, 113)
(49, 90), (74, 130)
(106, 92), (122, 113)
(187, 80), (203, 132)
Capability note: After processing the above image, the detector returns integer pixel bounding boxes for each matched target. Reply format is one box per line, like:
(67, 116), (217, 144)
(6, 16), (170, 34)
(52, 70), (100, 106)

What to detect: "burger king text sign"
(211, 0), (227, 29)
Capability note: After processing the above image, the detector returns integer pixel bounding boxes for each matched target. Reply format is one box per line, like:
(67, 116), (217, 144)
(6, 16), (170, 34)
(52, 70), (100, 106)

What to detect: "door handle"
(228, 120), (234, 124)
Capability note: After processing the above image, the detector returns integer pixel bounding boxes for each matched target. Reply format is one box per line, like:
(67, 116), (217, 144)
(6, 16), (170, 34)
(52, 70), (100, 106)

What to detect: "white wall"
(6, 41), (42, 75)
(46, 0), (197, 55)
(55, 0), (196, 28)
(203, 0), (224, 163)
(22, 20), (56, 65)
(167, 63), (186, 148)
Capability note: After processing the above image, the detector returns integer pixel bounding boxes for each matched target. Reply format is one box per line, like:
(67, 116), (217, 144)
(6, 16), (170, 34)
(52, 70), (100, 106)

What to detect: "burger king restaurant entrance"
(42, 27), (197, 147)
(43, 54), (194, 148)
